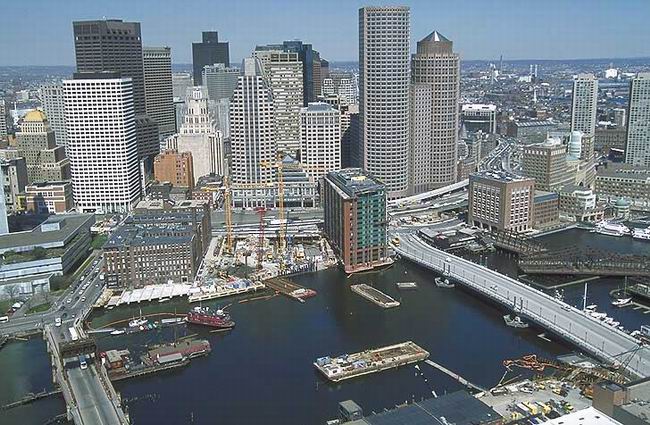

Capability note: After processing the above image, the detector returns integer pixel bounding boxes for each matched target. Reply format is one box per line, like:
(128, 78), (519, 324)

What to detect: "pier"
(188, 279), (265, 303)
(265, 277), (316, 302)
(314, 341), (429, 382)
(423, 359), (486, 393)
(1, 389), (62, 411)
(351, 284), (400, 308)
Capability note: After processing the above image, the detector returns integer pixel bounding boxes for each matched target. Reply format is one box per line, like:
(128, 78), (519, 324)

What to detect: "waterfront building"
(1, 157), (27, 213)
(0, 100), (6, 142)
(63, 72), (141, 214)
(461, 104), (497, 134)
(164, 87), (225, 183)
(39, 83), (67, 146)
(360, 6), (411, 198)
(153, 150), (195, 189)
(24, 181), (73, 214)
(202, 63), (239, 102)
(468, 170), (534, 233)
(595, 126), (627, 152)
(558, 184), (605, 222)
(0, 214), (94, 298)
(323, 168), (389, 273)
(532, 191), (560, 230)
(102, 200), (211, 288)
(521, 138), (573, 191)
(254, 49), (303, 155)
(143, 47), (176, 138)
(595, 163), (650, 208)
(299, 102), (341, 181)
(625, 73), (650, 167)
(571, 73), (598, 159)
(192, 31), (229, 85)
(15, 110), (70, 184)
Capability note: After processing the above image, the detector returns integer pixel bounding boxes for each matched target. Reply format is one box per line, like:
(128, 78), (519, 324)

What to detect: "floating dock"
(189, 279), (265, 303)
(351, 284), (400, 308)
(314, 341), (429, 382)
(265, 277), (317, 303)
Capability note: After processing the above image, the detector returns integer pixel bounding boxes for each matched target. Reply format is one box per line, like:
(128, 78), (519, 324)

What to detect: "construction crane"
(255, 207), (267, 269)
(223, 176), (234, 255)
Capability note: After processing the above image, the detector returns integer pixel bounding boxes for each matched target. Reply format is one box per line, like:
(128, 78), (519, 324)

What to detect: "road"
(67, 365), (123, 425)
(395, 233), (650, 379)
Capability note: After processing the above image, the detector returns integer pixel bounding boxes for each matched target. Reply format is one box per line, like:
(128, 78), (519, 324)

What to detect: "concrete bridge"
(395, 234), (650, 379)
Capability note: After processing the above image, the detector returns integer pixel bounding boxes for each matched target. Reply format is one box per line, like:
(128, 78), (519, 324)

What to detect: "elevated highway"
(395, 234), (650, 379)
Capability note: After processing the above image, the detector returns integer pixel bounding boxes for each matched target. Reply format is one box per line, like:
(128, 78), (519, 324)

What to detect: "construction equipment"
(255, 207), (267, 270)
(223, 176), (234, 255)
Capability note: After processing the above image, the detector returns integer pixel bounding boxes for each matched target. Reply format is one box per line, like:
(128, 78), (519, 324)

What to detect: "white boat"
(128, 317), (148, 328)
(632, 227), (650, 241)
(110, 329), (125, 335)
(612, 298), (632, 307)
(434, 277), (455, 288)
(589, 311), (607, 319)
(396, 282), (418, 290)
(594, 221), (630, 237)
(503, 314), (529, 329)
(585, 304), (598, 311)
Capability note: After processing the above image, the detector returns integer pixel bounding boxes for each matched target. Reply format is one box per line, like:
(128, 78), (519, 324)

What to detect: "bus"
(69, 327), (79, 342)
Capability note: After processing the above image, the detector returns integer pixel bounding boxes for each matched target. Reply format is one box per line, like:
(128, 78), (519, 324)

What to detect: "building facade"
(39, 83), (67, 146)
(571, 73), (598, 159)
(192, 31), (230, 85)
(468, 171), (534, 233)
(153, 150), (195, 189)
(202, 63), (239, 102)
(340, 103), (360, 168)
(558, 184), (605, 222)
(521, 138), (573, 191)
(595, 163), (650, 207)
(359, 6), (410, 198)
(143, 46), (176, 138)
(532, 191), (560, 230)
(24, 181), (73, 214)
(461, 104), (497, 134)
(323, 169), (389, 273)
(595, 126), (627, 152)
(625, 73), (650, 167)
(1, 157), (27, 213)
(0, 100), (6, 143)
(63, 73), (141, 214)
(299, 102), (341, 181)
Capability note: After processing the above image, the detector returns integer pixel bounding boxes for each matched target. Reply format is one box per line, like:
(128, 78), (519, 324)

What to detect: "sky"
(1, 0), (649, 66)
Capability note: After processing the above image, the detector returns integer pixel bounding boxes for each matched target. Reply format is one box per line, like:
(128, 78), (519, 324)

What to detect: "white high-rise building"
(299, 102), (341, 182)
(63, 72), (141, 214)
(0, 99), (7, 143)
(254, 50), (303, 156)
(39, 83), (67, 146)
(625, 73), (650, 167)
(0, 165), (8, 235)
(359, 6), (410, 198)
(571, 73), (598, 159)
(410, 31), (460, 194)
(165, 87), (225, 183)
(230, 57), (276, 185)
(143, 47), (176, 139)
(202, 63), (239, 102)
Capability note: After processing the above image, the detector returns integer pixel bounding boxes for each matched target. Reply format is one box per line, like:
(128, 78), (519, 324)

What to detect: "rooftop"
(462, 104), (496, 112)
(0, 214), (94, 254)
(23, 109), (47, 123)
(597, 163), (650, 181)
(326, 168), (385, 199)
(541, 407), (621, 424)
(513, 119), (556, 128)
(302, 102), (336, 113)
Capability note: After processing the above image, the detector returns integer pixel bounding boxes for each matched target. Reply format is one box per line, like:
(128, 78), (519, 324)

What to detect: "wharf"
(104, 283), (192, 308)
(314, 341), (429, 382)
(351, 284), (400, 308)
(1, 389), (62, 411)
(265, 277), (317, 302)
(189, 279), (265, 303)
(108, 358), (190, 382)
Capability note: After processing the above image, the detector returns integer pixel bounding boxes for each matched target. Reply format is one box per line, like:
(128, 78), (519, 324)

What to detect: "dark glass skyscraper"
(192, 31), (230, 85)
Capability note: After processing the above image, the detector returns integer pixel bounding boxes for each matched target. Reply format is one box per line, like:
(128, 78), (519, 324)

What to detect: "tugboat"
(503, 314), (529, 329)
(186, 306), (235, 329)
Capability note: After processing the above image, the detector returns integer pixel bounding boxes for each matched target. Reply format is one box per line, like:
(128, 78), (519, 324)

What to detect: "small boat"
(158, 298), (170, 303)
(632, 227), (650, 241)
(129, 318), (148, 328)
(585, 304), (598, 311)
(503, 314), (529, 329)
(593, 221), (630, 237)
(110, 329), (125, 336)
(434, 277), (455, 288)
(589, 311), (607, 319)
(396, 282), (418, 290)
(612, 298), (632, 307)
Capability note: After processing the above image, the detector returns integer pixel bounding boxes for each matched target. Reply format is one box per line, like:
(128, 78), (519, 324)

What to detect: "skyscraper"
(39, 83), (67, 146)
(202, 63), (239, 101)
(15, 110), (70, 184)
(299, 102), (341, 181)
(229, 57), (276, 185)
(410, 31), (460, 193)
(625, 73), (650, 167)
(143, 46), (176, 138)
(359, 6), (411, 198)
(571, 73), (598, 159)
(63, 72), (141, 214)
(254, 49), (303, 155)
(0, 100), (7, 143)
(192, 31), (230, 85)
(0, 166), (8, 235)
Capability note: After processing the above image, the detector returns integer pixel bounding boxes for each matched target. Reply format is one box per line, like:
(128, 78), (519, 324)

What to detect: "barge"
(350, 284), (400, 308)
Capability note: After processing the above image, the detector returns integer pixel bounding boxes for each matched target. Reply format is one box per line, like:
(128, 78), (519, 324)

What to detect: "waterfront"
(2, 228), (649, 424)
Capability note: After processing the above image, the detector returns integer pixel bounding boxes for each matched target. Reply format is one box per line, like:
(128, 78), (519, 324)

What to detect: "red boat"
(186, 306), (235, 329)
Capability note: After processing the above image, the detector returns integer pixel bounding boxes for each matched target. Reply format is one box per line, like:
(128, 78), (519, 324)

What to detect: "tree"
(32, 247), (47, 260)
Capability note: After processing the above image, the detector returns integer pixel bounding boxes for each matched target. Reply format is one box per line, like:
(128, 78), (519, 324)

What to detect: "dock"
(265, 277), (317, 302)
(314, 341), (429, 382)
(351, 284), (400, 308)
(104, 283), (192, 308)
(423, 359), (487, 393)
(1, 389), (62, 411)
(189, 279), (265, 303)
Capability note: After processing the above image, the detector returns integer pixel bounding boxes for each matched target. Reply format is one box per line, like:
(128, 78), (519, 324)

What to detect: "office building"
(15, 110), (70, 184)
(613, 108), (627, 128)
(625, 73), (650, 167)
(360, 6), (411, 198)
(299, 102), (341, 181)
(558, 184), (605, 222)
(468, 170), (534, 233)
(192, 31), (230, 85)
(323, 168), (389, 273)
(507, 119), (558, 138)
(341, 103), (360, 168)
(323, 71), (358, 105)
(202, 63), (239, 101)
(25, 181), (74, 214)
(102, 200), (211, 288)
(134, 114), (160, 162)
(0, 100), (6, 143)
(461, 104), (497, 134)
(143, 46), (176, 138)
(410, 31), (460, 193)
(521, 138), (573, 191)
(229, 58), (276, 186)
(164, 87), (224, 182)
(39, 83), (67, 146)
(1, 157), (28, 213)
(532, 191), (560, 230)
(595, 163), (650, 207)
(63, 72), (141, 214)
(172, 73), (193, 98)
(254, 50), (303, 154)
(154, 150), (194, 189)
(571, 73), (598, 159)
(595, 126), (627, 152)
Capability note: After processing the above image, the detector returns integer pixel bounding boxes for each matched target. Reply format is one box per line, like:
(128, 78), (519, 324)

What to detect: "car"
(67, 299), (72, 304)
(81, 297), (86, 302)
(59, 305), (65, 311)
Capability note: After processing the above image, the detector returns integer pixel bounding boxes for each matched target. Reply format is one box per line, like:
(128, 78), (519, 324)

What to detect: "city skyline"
(2, 0), (650, 66)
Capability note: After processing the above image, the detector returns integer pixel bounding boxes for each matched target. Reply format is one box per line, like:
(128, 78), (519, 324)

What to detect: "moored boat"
(594, 221), (630, 237)
(186, 306), (235, 329)
(612, 298), (632, 307)
(434, 277), (455, 288)
(632, 227), (650, 241)
(503, 314), (529, 329)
